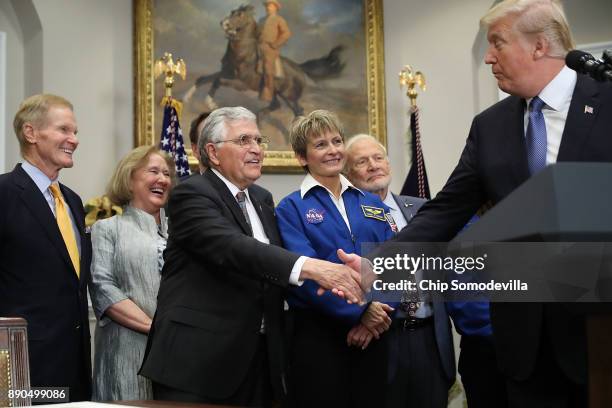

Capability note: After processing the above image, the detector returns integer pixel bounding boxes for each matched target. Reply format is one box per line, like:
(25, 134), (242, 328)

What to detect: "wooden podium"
(0, 317), (31, 407)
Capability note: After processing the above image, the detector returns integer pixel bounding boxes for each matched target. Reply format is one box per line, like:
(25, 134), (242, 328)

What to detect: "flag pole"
(155, 52), (191, 178)
(399, 65), (430, 199)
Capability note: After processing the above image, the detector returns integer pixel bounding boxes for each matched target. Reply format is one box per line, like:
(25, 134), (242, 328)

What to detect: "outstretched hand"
(337, 248), (361, 273)
(302, 257), (364, 304)
(314, 249), (365, 302)
(324, 249), (377, 297)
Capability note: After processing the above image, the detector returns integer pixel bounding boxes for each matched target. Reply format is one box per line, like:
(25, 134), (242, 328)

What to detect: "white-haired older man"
(345, 134), (455, 408)
(141, 106), (363, 407)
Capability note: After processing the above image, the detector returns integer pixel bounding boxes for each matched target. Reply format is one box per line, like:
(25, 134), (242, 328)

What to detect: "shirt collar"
(211, 168), (251, 201)
(21, 160), (57, 195)
(528, 65), (576, 112)
(300, 173), (363, 199)
(382, 192), (398, 210)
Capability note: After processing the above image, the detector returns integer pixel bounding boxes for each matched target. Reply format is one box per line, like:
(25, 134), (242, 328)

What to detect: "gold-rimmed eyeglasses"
(212, 134), (269, 149)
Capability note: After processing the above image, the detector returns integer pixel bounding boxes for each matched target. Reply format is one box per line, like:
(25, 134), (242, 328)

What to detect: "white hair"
(345, 133), (387, 154)
(198, 106), (256, 167)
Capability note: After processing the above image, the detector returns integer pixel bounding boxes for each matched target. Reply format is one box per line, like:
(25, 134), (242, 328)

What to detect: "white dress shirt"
(21, 160), (81, 255)
(383, 192), (408, 231)
(211, 169), (304, 285)
(524, 65), (577, 166)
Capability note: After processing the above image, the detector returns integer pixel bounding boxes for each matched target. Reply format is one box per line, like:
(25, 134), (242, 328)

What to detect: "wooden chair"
(0, 317), (31, 407)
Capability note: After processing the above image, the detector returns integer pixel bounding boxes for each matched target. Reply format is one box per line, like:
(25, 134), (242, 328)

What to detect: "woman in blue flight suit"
(276, 110), (395, 408)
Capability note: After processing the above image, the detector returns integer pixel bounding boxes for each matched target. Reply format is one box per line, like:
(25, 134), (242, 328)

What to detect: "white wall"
(0, 0), (27, 173)
(0, 0), (132, 201)
(1, 0), (612, 201)
(383, 0), (495, 195)
(30, 0), (132, 201)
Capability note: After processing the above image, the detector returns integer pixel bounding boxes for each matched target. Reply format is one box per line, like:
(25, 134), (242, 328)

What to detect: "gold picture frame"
(133, 0), (386, 173)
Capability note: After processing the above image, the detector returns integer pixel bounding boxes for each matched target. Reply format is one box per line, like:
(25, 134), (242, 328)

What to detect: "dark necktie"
(526, 96), (547, 175)
(389, 217), (422, 318)
(400, 290), (422, 318)
(235, 191), (252, 234)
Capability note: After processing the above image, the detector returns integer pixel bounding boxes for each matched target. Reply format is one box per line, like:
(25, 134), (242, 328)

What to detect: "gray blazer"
(391, 193), (456, 382)
(89, 206), (167, 401)
(392, 193), (426, 226)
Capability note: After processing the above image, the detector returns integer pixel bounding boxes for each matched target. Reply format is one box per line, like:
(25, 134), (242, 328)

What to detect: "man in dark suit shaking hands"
(140, 106), (363, 407)
(339, 1), (612, 407)
(0, 94), (92, 401)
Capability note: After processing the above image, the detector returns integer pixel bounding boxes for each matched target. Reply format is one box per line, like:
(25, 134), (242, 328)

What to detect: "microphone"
(565, 49), (612, 82)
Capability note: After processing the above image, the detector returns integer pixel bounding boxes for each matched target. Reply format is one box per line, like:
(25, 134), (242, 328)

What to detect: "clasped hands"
(347, 301), (394, 350)
(308, 249), (376, 304)
(307, 249), (390, 349)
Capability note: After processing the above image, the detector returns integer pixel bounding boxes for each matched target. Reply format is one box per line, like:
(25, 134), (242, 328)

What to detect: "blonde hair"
(480, 0), (574, 57)
(106, 145), (176, 206)
(13, 94), (74, 154)
(289, 110), (345, 169)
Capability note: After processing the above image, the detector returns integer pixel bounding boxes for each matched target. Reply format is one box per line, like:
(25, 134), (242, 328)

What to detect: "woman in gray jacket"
(89, 145), (175, 401)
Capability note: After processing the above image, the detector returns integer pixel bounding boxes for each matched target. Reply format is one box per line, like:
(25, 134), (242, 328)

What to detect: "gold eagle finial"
(399, 65), (426, 107)
(154, 52), (187, 99)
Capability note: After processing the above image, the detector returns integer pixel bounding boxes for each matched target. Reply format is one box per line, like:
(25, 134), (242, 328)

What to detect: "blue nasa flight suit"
(276, 180), (394, 408)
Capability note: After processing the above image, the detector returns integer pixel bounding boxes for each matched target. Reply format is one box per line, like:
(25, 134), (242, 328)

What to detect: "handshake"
(299, 249), (391, 350)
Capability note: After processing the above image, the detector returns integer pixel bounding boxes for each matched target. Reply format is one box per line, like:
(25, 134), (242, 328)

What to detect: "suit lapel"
(13, 165), (78, 281)
(558, 75), (600, 161)
(504, 96), (531, 185)
(62, 185), (88, 285)
(249, 190), (280, 244)
(392, 194), (418, 222)
(205, 169), (253, 236)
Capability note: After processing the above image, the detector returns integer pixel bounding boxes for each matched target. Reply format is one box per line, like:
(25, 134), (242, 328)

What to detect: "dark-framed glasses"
(213, 134), (269, 149)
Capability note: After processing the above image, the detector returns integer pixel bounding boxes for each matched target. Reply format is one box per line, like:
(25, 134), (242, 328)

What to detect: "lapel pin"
(584, 105), (594, 114)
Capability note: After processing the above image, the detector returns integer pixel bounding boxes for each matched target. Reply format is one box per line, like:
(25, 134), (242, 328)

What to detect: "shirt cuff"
(289, 256), (307, 286)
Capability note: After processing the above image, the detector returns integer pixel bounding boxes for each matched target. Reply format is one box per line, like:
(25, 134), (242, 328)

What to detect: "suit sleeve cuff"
(289, 256), (307, 286)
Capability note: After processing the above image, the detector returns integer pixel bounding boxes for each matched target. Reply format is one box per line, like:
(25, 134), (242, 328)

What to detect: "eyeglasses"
(213, 134), (269, 149)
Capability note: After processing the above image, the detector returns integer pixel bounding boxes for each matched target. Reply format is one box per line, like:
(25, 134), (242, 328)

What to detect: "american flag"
(160, 102), (191, 178)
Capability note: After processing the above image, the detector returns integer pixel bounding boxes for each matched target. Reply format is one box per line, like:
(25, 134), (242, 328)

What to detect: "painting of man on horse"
(153, 0), (370, 154)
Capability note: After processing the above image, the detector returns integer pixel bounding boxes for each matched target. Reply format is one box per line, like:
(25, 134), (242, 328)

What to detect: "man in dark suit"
(340, 1), (612, 406)
(344, 134), (455, 408)
(0, 94), (92, 401)
(140, 106), (363, 407)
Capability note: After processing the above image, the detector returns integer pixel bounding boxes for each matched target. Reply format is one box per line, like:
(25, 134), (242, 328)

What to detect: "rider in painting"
(257, 0), (292, 103)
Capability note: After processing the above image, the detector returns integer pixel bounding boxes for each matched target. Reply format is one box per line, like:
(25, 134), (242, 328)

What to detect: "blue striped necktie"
(526, 96), (547, 175)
